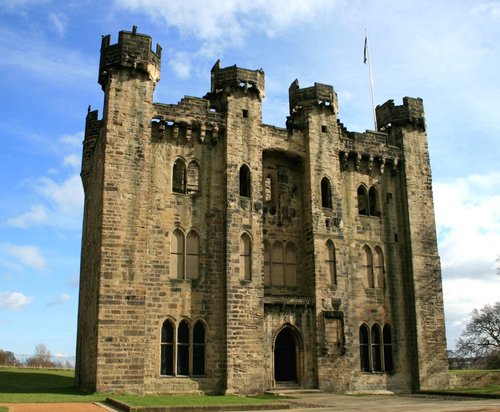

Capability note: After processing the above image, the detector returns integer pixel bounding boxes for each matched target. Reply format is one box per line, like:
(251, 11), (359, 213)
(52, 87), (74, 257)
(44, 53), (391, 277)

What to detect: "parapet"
(289, 80), (338, 114)
(210, 60), (265, 99)
(98, 27), (162, 89)
(376, 97), (425, 130)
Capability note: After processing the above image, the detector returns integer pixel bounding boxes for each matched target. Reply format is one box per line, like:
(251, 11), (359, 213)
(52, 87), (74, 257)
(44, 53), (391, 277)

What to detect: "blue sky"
(1, 0), (499, 361)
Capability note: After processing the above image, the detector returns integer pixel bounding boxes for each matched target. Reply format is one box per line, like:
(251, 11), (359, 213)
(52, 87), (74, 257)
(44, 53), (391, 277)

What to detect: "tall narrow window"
(362, 245), (374, 288)
(371, 324), (382, 372)
(171, 229), (185, 279)
(374, 246), (385, 289)
(172, 159), (186, 193)
(357, 186), (368, 215)
(326, 240), (337, 284)
(239, 164), (251, 197)
(321, 177), (333, 208)
(177, 320), (190, 375)
(263, 241), (271, 286)
(383, 324), (394, 372)
(284, 242), (297, 287)
(186, 161), (200, 193)
(369, 187), (379, 216)
(186, 231), (200, 279)
(192, 321), (205, 376)
(160, 320), (174, 375)
(271, 241), (284, 286)
(240, 233), (252, 280)
(359, 324), (370, 372)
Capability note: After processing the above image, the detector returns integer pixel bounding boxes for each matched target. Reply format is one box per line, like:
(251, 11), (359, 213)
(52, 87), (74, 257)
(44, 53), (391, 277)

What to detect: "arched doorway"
(274, 326), (298, 383)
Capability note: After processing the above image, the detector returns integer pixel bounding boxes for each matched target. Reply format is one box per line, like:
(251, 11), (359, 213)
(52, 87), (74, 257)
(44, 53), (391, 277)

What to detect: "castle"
(76, 29), (449, 395)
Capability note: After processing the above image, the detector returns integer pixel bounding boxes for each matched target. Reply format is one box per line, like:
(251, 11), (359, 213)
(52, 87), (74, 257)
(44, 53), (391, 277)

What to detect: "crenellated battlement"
(209, 60), (265, 98)
(288, 79), (338, 114)
(98, 27), (162, 89)
(376, 97), (425, 130)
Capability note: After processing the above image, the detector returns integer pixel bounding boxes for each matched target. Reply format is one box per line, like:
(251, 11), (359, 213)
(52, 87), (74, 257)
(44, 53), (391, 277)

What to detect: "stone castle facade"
(76, 29), (449, 395)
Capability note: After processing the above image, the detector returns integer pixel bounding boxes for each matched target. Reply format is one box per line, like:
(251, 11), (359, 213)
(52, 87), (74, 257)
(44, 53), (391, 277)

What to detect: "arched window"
(186, 161), (200, 193)
(357, 186), (368, 215)
(160, 320), (174, 375)
(186, 230), (200, 279)
(240, 233), (252, 280)
(321, 177), (333, 208)
(271, 241), (284, 286)
(359, 324), (370, 372)
(172, 159), (186, 193)
(383, 324), (394, 372)
(239, 164), (251, 197)
(326, 240), (337, 284)
(362, 245), (374, 288)
(263, 240), (271, 286)
(192, 321), (206, 376)
(171, 229), (185, 279)
(371, 324), (382, 372)
(374, 246), (385, 289)
(177, 320), (190, 375)
(369, 187), (379, 216)
(284, 242), (297, 287)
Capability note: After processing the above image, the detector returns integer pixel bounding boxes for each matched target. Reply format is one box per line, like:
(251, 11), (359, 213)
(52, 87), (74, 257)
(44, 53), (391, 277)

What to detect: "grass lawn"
(0, 368), (284, 407)
(113, 393), (281, 407)
(0, 368), (105, 403)
(440, 385), (500, 395)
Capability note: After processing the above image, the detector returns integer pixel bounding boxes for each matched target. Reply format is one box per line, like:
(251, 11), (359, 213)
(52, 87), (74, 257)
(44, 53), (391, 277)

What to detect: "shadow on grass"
(0, 370), (77, 394)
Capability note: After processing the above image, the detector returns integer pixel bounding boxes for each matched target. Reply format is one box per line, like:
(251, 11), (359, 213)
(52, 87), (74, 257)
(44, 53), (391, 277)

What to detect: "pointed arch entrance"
(274, 325), (301, 383)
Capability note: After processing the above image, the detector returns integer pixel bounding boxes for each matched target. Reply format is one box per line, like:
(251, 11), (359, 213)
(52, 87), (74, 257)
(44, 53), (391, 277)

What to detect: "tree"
(0, 349), (17, 366)
(456, 302), (500, 369)
(25, 343), (55, 368)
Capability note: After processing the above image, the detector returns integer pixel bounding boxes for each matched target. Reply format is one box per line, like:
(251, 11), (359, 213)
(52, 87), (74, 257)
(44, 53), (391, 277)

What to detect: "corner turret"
(98, 28), (162, 90)
(376, 97), (425, 131)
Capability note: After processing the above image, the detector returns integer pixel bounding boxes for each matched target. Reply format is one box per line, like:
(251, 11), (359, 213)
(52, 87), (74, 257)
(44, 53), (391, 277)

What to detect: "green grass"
(0, 368), (105, 403)
(0, 368), (283, 407)
(450, 369), (500, 374)
(113, 393), (281, 407)
(0, 407), (9, 412)
(440, 385), (500, 395)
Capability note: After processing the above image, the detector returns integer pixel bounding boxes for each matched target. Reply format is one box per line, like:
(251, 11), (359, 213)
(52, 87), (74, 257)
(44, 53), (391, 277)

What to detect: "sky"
(0, 0), (499, 362)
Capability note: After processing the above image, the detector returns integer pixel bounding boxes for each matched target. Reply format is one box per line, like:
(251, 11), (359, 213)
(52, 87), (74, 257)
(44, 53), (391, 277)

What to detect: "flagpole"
(364, 29), (377, 131)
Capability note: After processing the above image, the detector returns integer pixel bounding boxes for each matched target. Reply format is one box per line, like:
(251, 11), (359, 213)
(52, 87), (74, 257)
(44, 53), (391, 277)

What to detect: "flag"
(364, 34), (368, 64)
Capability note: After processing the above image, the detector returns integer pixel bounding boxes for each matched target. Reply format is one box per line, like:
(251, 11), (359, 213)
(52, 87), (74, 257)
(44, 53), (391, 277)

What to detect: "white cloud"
(45, 293), (70, 308)
(3, 244), (48, 272)
(0, 291), (33, 310)
(49, 12), (67, 37)
(434, 172), (500, 280)
(0, 27), (94, 84)
(63, 154), (81, 169)
(60, 132), (83, 148)
(169, 51), (192, 79)
(36, 174), (83, 217)
(6, 204), (49, 228)
(443, 276), (500, 348)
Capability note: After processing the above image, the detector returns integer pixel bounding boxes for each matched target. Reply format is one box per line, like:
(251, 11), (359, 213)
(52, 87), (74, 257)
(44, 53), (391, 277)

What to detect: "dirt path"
(0, 403), (116, 412)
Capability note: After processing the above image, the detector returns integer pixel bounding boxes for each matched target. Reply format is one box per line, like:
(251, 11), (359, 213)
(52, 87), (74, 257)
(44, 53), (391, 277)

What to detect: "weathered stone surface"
(76, 29), (449, 395)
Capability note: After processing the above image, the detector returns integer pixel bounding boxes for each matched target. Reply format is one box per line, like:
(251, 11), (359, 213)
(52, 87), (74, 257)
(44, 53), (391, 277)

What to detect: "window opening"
(172, 159), (186, 193)
(321, 177), (333, 208)
(177, 320), (190, 375)
(284, 242), (297, 287)
(362, 245), (374, 288)
(374, 246), (384, 289)
(160, 320), (174, 375)
(192, 321), (205, 376)
(263, 241), (271, 286)
(357, 186), (368, 215)
(371, 324), (382, 372)
(239, 164), (251, 197)
(369, 187), (379, 216)
(326, 240), (337, 284)
(359, 324), (370, 372)
(271, 241), (285, 286)
(383, 325), (394, 372)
